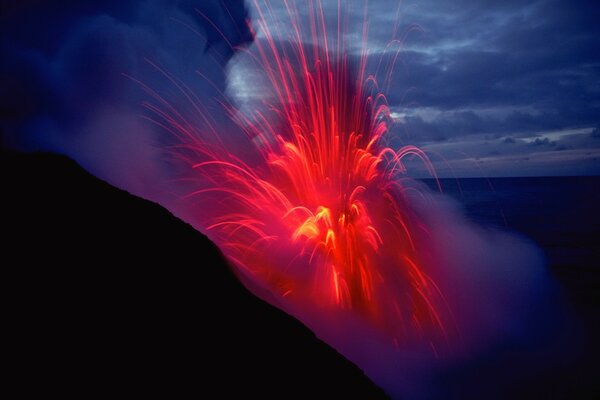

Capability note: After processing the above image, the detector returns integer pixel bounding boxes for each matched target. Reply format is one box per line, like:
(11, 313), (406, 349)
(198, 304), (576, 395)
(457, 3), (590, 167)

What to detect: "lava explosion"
(141, 0), (455, 348)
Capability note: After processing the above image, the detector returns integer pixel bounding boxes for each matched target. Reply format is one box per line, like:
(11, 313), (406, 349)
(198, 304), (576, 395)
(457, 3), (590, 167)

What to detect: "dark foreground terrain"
(2, 151), (386, 398)
(4, 151), (599, 398)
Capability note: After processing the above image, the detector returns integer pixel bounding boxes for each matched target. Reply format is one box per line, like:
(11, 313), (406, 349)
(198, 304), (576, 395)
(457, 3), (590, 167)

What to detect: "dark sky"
(1, 0), (599, 177)
(239, 0), (600, 177)
(394, 0), (600, 176)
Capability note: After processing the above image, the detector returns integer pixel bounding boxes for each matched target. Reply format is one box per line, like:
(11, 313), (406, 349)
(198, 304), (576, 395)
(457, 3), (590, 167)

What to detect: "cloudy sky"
(240, 0), (600, 177)
(396, 0), (600, 177)
(1, 0), (599, 177)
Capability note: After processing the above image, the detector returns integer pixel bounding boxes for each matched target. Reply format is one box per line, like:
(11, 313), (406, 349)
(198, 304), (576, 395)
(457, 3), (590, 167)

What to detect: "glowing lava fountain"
(146, 0), (455, 352)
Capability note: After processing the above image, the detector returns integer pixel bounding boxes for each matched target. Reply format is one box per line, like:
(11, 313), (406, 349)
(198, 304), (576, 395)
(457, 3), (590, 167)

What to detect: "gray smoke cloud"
(1, 0), (252, 198)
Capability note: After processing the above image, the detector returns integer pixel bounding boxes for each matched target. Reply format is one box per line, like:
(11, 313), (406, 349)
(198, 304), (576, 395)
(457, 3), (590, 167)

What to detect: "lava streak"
(147, 0), (452, 346)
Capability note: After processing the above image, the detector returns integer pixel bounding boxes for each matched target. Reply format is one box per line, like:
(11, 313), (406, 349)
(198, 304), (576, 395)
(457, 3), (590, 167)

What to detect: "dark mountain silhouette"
(2, 150), (387, 398)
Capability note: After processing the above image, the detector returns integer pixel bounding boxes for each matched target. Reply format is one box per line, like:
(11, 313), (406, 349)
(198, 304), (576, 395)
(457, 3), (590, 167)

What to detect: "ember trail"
(148, 0), (451, 345)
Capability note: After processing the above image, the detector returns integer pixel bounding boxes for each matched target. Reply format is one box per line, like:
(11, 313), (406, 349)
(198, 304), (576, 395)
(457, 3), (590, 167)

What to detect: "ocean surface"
(423, 176), (600, 300)
(425, 176), (599, 337)
(422, 176), (600, 396)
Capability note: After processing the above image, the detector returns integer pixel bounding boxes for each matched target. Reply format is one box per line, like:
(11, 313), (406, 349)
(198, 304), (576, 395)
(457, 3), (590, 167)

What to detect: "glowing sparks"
(147, 0), (452, 345)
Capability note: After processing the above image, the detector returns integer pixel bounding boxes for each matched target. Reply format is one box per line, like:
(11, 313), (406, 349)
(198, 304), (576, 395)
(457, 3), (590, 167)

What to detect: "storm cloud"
(238, 0), (600, 176)
(390, 0), (600, 175)
(2, 0), (599, 177)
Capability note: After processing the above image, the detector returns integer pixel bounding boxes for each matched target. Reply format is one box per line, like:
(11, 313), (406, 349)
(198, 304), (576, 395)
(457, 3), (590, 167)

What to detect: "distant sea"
(420, 176), (600, 396)
(423, 176), (599, 288)
(423, 176), (600, 340)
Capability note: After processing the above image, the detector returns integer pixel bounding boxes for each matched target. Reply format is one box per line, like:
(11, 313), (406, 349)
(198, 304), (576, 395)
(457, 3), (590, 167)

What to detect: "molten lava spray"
(149, 0), (453, 345)
(139, 1), (553, 397)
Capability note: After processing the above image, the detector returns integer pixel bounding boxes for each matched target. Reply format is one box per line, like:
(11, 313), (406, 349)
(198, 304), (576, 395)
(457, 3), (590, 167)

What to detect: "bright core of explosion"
(145, 0), (454, 349)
